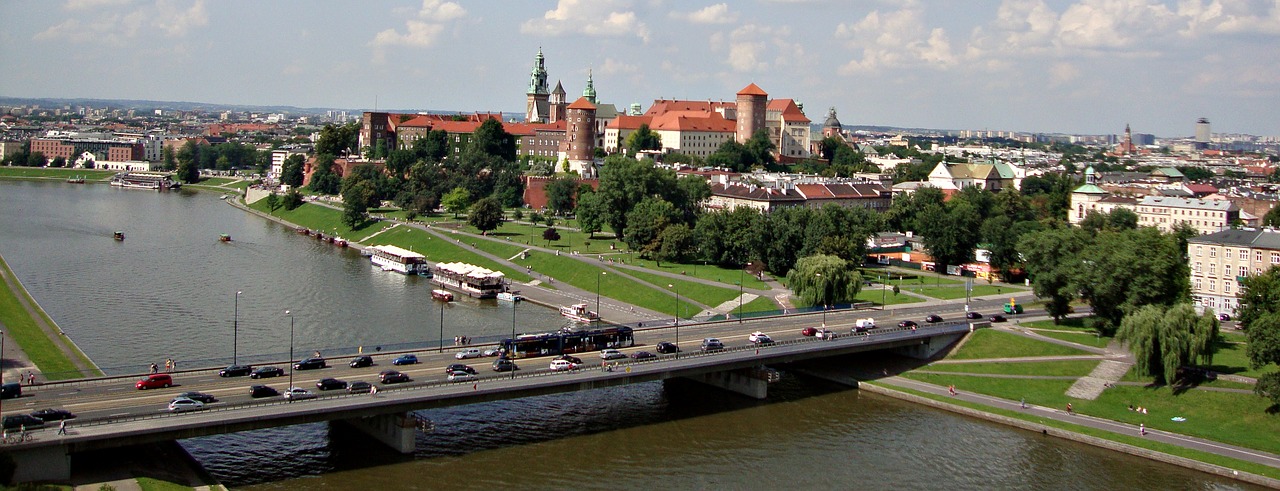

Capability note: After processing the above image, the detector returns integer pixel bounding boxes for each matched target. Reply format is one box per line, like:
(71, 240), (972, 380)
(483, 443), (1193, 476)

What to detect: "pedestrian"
(28, 373), (34, 385)
(1020, 397), (1026, 409)
(948, 385), (957, 396)
(1139, 423), (1146, 436)
(150, 363), (158, 374)
(171, 359), (176, 372)
(1066, 403), (1073, 415)
(58, 420), (66, 436)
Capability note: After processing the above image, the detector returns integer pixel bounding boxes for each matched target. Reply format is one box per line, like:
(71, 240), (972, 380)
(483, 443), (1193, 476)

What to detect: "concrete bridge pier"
(6, 444), (71, 483)
(891, 331), (967, 360)
(338, 411), (417, 454)
(683, 368), (773, 399)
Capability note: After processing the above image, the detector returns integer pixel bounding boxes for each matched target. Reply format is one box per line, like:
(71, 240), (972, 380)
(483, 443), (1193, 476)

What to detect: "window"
(1225, 282), (1232, 294)
(1241, 266), (1248, 278)
(1196, 246), (1203, 257)
(1194, 278), (1202, 290)
(1209, 280), (1216, 291)
(1258, 251), (1263, 262)
(1273, 252), (1279, 264)
(1194, 262), (1201, 273)
(1210, 249), (1217, 258)
(1241, 249), (1248, 259)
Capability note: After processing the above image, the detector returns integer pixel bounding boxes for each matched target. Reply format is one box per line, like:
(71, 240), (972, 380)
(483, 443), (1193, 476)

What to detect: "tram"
(500, 326), (634, 358)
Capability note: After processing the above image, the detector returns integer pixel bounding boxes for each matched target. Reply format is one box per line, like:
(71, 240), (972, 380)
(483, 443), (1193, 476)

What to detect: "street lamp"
(233, 290), (241, 366)
(669, 283), (680, 359)
(596, 271), (606, 328)
(285, 310), (295, 399)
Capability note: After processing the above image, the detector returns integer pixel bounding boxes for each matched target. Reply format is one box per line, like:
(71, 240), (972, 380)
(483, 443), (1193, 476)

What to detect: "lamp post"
(738, 262), (751, 323)
(669, 283), (679, 359)
(233, 290), (241, 366)
(816, 273), (827, 327)
(439, 296), (445, 353)
(596, 271), (606, 328)
(285, 310), (294, 398)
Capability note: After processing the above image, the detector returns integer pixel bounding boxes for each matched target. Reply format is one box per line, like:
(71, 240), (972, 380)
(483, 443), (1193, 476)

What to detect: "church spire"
(582, 69), (597, 104)
(527, 48), (548, 95)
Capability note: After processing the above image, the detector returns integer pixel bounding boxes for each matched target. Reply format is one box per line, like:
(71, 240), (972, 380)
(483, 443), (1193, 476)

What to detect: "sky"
(1, 0), (1278, 138)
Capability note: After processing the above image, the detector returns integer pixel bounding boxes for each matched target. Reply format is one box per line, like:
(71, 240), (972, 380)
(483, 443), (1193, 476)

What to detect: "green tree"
(466, 119), (517, 161)
(596, 156), (680, 239)
(653, 223), (695, 265)
(624, 124), (662, 156)
(574, 191), (607, 238)
(265, 193), (282, 213)
(786, 254), (863, 307)
(307, 155), (341, 195)
(1263, 206), (1280, 228)
(315, 121), (359, 157)
(280, 154), (305, 187)
(442, 186), (472, 218)
(1019, 227), (1090, 322)
(1237, 267), (1280, 329)
(623, 197), (679, 252)
(175, 141), (200, 183)
(468, 197), (505, 234)
(283, 189), (304, 210)
(161, 146), (176, 171)
(1077, 227), (1190, 331)
(341, 179), (375, 228)
(542, 227), (561, 245)
(26, 151), (47, 167)
(1116, 304), (1218, 384)
(919, 200), (982, 272)
(544, 176), (579, 216)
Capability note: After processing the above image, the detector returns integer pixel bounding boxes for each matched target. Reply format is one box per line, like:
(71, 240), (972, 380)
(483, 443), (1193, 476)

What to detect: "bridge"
(0, 309), (985, 482)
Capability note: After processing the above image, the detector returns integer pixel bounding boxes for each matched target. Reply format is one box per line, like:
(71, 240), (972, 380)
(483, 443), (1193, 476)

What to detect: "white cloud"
(599, 57), (639, 75)
(712, 24), (809, 73)
(36, 0), (202, 44)
(62, 0), (133, 11)
(1047, 61), (1081, 86)
(521, 0), (650, 43)
(672, 3), (737, 24)
(1179, 0), (1280, 36)
(418, 0), (465, 22)
(153, 0), (208, 37)
(370, 20), (445, 48)
(835, 5), (956, 74)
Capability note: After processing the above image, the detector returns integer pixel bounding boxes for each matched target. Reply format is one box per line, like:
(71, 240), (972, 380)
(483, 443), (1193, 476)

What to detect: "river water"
(0, 180), (1259, 490)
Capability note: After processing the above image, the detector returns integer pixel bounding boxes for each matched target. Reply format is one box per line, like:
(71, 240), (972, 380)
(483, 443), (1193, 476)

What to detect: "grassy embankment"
(0, 166), (115, 180)
(0, 255), (101, 380)
(246, 199), (395, 241)
(897, 325), (1280, 479)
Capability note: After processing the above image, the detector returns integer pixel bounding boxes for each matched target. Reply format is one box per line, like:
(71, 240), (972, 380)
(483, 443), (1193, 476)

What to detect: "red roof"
(737, 83), (768, 96)
(644, 100), (734, 116)
(567, 97), (597, 110)
(1186, 183), (1218, 194)
(795, 184), (835, 198)
(606, 115), (654, 130)
(650, 112), (734, 132)
(767, 99), (810, 124)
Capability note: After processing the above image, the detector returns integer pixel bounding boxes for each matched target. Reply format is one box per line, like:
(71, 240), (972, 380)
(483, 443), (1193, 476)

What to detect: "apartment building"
(1186, 227), (1280, 316)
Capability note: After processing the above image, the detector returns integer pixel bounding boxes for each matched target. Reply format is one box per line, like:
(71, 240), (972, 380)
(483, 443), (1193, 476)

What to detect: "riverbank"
(0, 253), (100, 381)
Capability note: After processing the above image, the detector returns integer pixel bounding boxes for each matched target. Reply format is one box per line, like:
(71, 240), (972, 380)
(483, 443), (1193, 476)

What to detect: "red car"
(801, 327), (818, 336)
(136, 374), (172, 390)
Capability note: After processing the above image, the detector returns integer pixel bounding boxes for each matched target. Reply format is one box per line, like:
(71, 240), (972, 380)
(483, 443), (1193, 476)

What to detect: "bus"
(1003, 303), (1023, 314)
(501, 326), (634, 358)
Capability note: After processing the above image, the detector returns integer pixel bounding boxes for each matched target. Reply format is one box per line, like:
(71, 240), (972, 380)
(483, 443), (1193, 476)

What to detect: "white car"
(600, 349), (627, 360)
(455, 348), (483, 360)
(447, 372), (477, 382)
(482, 348), (503, 357)
(549, 359), (577, 371)
(167, 397), (204, 413)
(815, 328), (835, 340)
(283, 387), (317, 400)
(748, 331), (773, 344)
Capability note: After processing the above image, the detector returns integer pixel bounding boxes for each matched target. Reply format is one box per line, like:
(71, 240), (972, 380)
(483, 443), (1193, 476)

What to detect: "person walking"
(27, 373), (34, 386)
(370, 385), (378, 397)
(58, 420), (66, 436)
(1066, 403), (1073, 415)
(1139, 423), (1146, 436)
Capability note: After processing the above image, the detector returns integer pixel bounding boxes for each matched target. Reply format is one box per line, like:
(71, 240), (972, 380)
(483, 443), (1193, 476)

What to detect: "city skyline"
(1, 0), (1277, 138)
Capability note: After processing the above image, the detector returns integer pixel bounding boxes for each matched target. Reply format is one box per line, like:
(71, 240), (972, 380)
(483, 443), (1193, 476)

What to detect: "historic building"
(1071, 166), (1241, 234)
(1186, 227), (1280, 316)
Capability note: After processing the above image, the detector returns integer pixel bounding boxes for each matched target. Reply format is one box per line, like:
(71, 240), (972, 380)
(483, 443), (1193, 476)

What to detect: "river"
(0, 180), (1259, 490)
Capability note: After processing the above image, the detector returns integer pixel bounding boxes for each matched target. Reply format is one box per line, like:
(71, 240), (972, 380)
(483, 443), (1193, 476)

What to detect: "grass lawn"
(505, 252), (697, 318)
(1205, 339), (1276, 379)
(620, 268), (741, 309)
(1022, 317), (1093, 330)
(873, 382), (1280, 481)
(247, 200), (393, 240)
(922, 359), (1101, 377)
(898, 275), (965, 287)
(0, 256), (98, 379)
(1085, 385), (1280, 455)
(197, 177), (237, 186)
(137, 476), (197, 491)
(462, 221), (627, 256)
(1028, 329), (1112, 348)
(0, 167), (117, 179)
(911, 284), (1020, 300)
(738, 295), (780, 315)
(947, 329), (1094, 360)
(854, 288), (925, 306)
(371, 227), (532, 283)
(621, 257), (770, 290)
(226, 180), (252, 190)
(899, 373), (1079, 409)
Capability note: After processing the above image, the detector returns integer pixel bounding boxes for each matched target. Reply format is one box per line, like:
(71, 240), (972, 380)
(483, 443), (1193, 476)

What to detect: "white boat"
(560, 303), (599, 323)
(431, 289), (454, 301)
(497, 292), (522, 302)
(368, 244), (428, 275)
(432, 262), (506, 299)
(110, 172), (180, 190)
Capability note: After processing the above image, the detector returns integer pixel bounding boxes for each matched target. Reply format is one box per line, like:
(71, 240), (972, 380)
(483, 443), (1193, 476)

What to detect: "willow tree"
(786, 254), (862, 307)
(1116, 303), (1218, 384)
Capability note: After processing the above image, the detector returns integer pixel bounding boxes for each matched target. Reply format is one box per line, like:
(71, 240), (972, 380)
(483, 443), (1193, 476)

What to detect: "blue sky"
(1, 0), (1278, 137)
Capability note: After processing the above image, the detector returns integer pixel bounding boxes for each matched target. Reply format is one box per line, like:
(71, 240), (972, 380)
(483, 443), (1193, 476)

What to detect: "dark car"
(1, 383), (21, 399)
(316, 378), (347, 391)
(965, 312), (983, 319)
(2, 414), (45, 430)
(347, 381), (373, 394)
(1218, 313), (1232, 321)
(379, 370), (410, 384)
(294, 358), (327, 370)
(29, 408), (75, 422)
(631, 351), (656, 360)
(250, 366), (284, 379)
(655, 342), (681, 354)
(492, 358), (518, 372)
(554, 354), (583, 365)
(701, 338), (725, 351)
(219, 365), (252, 377)
(175, 391), (216, 404)
(989, 314), (1008, 323)
(392, 354), (418, 366)
(925, 314), (944, 323)
(249, 385), (279, 398)
(445, 363), (477, 375)
(349, 355), (374, 368)
(899, 320), (919, 329)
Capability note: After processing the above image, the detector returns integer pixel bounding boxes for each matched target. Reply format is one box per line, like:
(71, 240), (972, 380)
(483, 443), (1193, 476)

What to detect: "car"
(801, 327), (818, 336)
(600, 349), (627, 360)
(447, 371), (477, 382)
(316, 378), (348, 391)
(379, 370), (410, 384)
(1218, 313), (1232, 321)
(482, 348), (504, 357)
(250, 366), (284, 379)
(492, 358), (518, 372)
(748, 332), (773, 344)
(655, 342), (681, 354)
(349, 355), (374, 368)
(455, 348), (483, 360)
(1, 414), (44, 430)
(549, 359), (577, 371)
(701, 338), (724, 351)
(989, 314), (1008, 323)
(294, 358), (327, 370)
(815, 328), (835, 339)
(0, 382), (21, 399)
(284, 387), (317, 400)
(446, 363), (477, 375)
(925, 314), (944, 323)
(29, 408), (75, 422)
(249, 385), (279, 398)
(175, 391), (216, 404)
(347, 381), (373, 394)
(392, 354), (418, 366)
(899, 320), (919, 329)
(631, 351), (656, 360)
(219, 365), (252, 377)
(136, 374), (172, 390)
(554, 354), (583, 365)
(965, 311), (983, 320)
(167, 397), (204, 413)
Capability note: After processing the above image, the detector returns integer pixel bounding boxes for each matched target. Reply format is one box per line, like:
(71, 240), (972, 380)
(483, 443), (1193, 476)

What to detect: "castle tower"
(822, 107), (843, 139)
(549, 81), (567, 123)
(735, 83), (768, 143)
(564, 97), (597, 177)
(525, 48), (550, 123)
(1195, 117), (1211, 144)
(583, 69), (597, 104)
(1123, 123), (1133, 155)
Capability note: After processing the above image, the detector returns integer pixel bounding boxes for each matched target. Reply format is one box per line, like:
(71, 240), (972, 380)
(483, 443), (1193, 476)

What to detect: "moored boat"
(219, 234), (232, 242)
(334, 238), (348, 247)
(431, 289), (454, 302)
(496, 291), (522, 302)
(113, 231), (125, 241)
(297, 227), (310, 235)
(560, 303), (599, 323)
(368, 244), (429, 275)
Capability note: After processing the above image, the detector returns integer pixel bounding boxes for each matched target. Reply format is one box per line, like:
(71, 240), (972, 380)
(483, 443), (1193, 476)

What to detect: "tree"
(919, 200), (982, 272)
(283, 189), (304, 210)
(1076, 227), (1189, 331)
(624, 124), (662, 156)
(315, 121), (359, 157)
(265, 193), (282, 213)
(280, 154), (305, 187)
(26, 151), (47, 167)
(1019, 227), (1090, 322)
(175, 141), (200, 183)
(544, 176), (579, 216)
(574, 191), (607, 238)
(653, 223), (695, 265)
(1237, 267), (1280, 329)
(341, 180), (375, 228)
(307, 155), (341, 195)
(542, 227), (561, 245)
(468, 197), (505, 234)
(50, 156), (66, 168)
(466, 119), (517, 161)
(1264, 206), (1280, 228)
(442, 186), (471, 218)
(596, 156), (681, 239)
(786, 254), (862, 307)
(1116, 303), (1218, 384)
(623, 197), (679, 253)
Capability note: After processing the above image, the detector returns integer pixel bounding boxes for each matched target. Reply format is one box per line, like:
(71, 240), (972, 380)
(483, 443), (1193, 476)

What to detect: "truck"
(854, 318), (876, 332)
(1003, 303), (1023, 314)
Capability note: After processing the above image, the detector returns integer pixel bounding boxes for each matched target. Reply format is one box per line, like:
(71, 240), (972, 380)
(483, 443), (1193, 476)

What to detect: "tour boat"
(113, 231), (125, 241)
(431, 262), (506, 299)
(219, 234), (232, 242)
(368, 244), (429, 275)
(496, 292), (522, 302)
(334, 238), (348, 247)
(297, 227), (310, 235)
(109, 172), (180, 190)
(431, 289), (454, 302)
(559, 303), (599, 323)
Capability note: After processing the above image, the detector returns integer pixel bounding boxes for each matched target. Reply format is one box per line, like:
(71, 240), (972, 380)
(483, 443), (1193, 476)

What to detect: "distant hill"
(0, 96), (521, 119)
